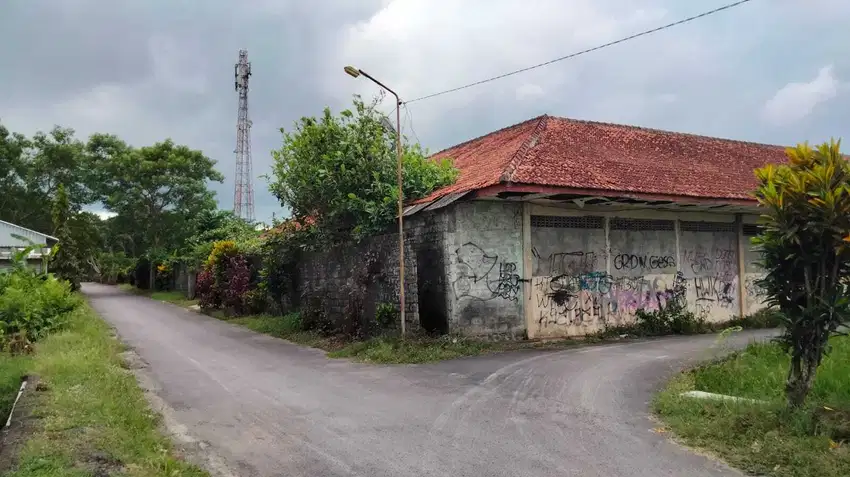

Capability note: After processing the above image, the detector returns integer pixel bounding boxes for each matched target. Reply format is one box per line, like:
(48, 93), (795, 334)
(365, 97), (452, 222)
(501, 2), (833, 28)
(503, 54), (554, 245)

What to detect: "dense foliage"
(50, 184), (83, 291)
(0, 250), (81, 353)
(753, 139), (850, 407)
(0, 120), (230, 288)
(269, 96), (457, 241)
(89, 135), (225, 284)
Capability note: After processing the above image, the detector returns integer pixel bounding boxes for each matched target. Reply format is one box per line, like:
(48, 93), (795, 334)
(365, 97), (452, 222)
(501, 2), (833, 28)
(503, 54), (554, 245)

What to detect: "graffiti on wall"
(532, 248), (598, 276)
(613, 253), (675, 271)
(682, 247), (736, 278)
(744, 276), (768, 299)
(533, 267), (686, 329)
(453, 243), (521, 302)
(680, 246), (738, 316)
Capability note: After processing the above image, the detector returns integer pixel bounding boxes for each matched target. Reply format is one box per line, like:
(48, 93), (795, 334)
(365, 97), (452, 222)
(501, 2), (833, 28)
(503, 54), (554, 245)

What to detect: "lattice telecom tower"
(233, 49), (255, 221)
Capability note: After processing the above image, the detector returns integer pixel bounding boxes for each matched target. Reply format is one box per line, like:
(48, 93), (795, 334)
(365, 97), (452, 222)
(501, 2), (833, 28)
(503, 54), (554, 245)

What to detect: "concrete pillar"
(522, 202), (533, 334)
(735, 214), (746, 318)
(604, 216), (612, 275)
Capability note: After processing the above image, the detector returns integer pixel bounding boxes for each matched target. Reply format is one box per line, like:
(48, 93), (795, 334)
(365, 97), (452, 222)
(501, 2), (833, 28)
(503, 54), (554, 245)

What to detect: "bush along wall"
(197, 240), (262, 316)
(0, 251), (82, 354)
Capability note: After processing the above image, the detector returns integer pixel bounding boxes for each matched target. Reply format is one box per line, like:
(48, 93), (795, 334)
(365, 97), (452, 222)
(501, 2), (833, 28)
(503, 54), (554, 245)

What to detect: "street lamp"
(344, 66), (406, 337)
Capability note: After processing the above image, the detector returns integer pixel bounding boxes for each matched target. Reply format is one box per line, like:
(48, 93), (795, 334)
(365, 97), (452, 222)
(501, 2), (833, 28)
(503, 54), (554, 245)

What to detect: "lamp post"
(344, 66), (406, 337)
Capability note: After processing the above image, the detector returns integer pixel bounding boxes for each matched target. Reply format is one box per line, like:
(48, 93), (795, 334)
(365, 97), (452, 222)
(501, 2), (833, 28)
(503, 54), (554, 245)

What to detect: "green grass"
(654, 336), (850, 477)
(327, 335), (504, 364)
(205, 309), (781, 365)
(0, 303), (207, 477)
(119, 284), (198, 308)
(205, 312), (591, 364)
(0, 354), (31, 419)
(225, 313), (339, 350)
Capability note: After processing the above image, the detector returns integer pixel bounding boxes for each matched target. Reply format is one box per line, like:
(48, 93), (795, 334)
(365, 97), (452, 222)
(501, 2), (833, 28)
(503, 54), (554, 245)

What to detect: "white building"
(0, 220), (58, 273)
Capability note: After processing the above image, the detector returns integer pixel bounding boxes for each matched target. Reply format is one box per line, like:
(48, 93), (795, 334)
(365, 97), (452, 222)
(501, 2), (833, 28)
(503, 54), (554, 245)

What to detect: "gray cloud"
(2, 0), (849, 223)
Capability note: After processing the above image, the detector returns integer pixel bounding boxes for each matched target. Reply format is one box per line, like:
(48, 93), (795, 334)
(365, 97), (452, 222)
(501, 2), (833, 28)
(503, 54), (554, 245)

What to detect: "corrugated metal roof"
(0, 220), (58, 247)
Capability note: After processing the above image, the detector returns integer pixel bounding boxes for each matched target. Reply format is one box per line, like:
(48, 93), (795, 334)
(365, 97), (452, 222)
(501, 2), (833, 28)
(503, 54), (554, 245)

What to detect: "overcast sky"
(2, 0), (848, 223)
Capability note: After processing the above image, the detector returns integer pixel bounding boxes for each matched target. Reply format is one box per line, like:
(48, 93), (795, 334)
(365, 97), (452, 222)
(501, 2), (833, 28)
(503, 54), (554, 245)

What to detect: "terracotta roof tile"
(420, 115), (788, 204)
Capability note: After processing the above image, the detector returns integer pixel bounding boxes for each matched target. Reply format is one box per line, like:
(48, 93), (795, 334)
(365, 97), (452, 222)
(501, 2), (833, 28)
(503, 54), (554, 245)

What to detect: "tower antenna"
(233, 49), (255, 221)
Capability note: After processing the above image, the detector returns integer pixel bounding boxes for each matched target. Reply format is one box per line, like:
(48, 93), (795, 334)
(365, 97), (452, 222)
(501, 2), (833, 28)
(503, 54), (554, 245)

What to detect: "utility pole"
(234, 49), (255, 221)
(344, 66), (406, 337)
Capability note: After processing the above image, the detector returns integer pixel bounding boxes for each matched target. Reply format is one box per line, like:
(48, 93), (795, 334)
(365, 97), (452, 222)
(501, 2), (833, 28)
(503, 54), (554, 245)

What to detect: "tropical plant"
(752, 139), (850, 407)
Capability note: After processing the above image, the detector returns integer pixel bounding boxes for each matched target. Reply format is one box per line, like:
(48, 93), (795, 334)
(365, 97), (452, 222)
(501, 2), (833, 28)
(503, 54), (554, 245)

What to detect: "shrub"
(196, 268), (217, 310)
(633, 305), (708, 336)
(375, 302), (398, 330)
(223, 255), (250, 314)
(726, 308), (785, 329)
(0, 269), (81, 352)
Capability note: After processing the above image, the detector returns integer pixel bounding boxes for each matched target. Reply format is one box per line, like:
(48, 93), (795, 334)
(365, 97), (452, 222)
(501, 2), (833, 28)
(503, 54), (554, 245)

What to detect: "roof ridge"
(548, 115), (787, 150)
(500, 115), (549, 182)
(0, 219), (58, 241)
(428, 115), (547, 158)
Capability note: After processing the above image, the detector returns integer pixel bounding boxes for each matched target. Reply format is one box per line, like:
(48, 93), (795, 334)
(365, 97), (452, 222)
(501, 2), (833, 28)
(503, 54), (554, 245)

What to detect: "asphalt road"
(83, 283), (769, 477)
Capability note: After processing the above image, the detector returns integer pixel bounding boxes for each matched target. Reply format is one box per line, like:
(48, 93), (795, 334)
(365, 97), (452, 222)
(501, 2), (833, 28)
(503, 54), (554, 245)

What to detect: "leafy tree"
(90, 251), (134, 285)
(753, 139), (850, 407)
(91, 136), (224, 285)
(50, 184), (83, 291)
(0, 124), (95, 234)
(184, 209), (259, 269)
(269, 95), (457, 241)
(0, 125), (31, 225)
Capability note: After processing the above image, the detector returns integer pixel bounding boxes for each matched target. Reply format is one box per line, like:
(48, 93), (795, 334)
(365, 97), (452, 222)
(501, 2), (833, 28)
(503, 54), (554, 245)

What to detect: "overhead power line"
(405, 0), (754, 104)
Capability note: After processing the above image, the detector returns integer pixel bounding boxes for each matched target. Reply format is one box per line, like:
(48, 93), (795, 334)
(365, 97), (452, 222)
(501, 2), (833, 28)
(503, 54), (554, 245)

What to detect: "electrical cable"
(404, 0), (754, 104)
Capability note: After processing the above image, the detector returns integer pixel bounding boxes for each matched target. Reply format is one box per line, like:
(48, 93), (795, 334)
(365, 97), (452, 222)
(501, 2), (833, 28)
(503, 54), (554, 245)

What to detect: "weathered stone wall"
(295, 209), (451, 334)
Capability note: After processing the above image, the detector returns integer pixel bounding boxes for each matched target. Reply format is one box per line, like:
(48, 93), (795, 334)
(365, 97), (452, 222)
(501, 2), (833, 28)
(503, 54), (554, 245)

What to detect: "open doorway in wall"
(416, 247), (448, 334)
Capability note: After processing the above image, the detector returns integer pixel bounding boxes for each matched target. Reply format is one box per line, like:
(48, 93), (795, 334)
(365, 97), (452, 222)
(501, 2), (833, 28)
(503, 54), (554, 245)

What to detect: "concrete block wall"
(442, 201), (525, 338)
(292, 199), (767, 340)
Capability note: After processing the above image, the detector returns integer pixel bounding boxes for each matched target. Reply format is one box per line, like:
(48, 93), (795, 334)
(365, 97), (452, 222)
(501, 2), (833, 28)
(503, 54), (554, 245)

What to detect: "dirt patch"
(119, 350), (149, 370)
(814, 406), (850, 441)
(80, 451), (124, 477)
(0, 375), (41, 474)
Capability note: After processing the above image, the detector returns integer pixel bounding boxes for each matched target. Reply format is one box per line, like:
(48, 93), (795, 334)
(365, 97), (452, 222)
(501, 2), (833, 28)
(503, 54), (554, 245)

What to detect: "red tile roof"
(419, 115), (789, 204)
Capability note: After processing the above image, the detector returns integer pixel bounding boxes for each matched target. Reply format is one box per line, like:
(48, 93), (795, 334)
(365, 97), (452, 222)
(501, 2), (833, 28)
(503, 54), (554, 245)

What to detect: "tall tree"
(92, 137), (224, 285)
(753, 139), (850, 408)
(269, 95), (457, 241)
(0, 124), (34, 227)
(0, 124), (93, 233)
(51, 184), (83, 291)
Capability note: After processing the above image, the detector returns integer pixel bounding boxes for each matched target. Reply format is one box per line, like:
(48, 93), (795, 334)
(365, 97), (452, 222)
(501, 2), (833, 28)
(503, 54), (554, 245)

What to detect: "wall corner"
(522, 202), (533, 335)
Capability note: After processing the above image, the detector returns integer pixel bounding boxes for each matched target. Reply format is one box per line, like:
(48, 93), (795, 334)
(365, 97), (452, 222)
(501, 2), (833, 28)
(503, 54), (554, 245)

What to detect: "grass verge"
(202, 307), (781, 364)
(119, 284), (198, 308)
(654, 335), (850, 477)
(205, 311), (594, 363)
(0, 302), (207, 477)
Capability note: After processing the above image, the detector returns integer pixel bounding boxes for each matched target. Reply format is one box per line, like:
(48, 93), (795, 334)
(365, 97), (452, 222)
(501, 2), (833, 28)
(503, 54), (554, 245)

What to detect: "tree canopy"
(269, 96), (458, 241)
(1, 121), (229, 286)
